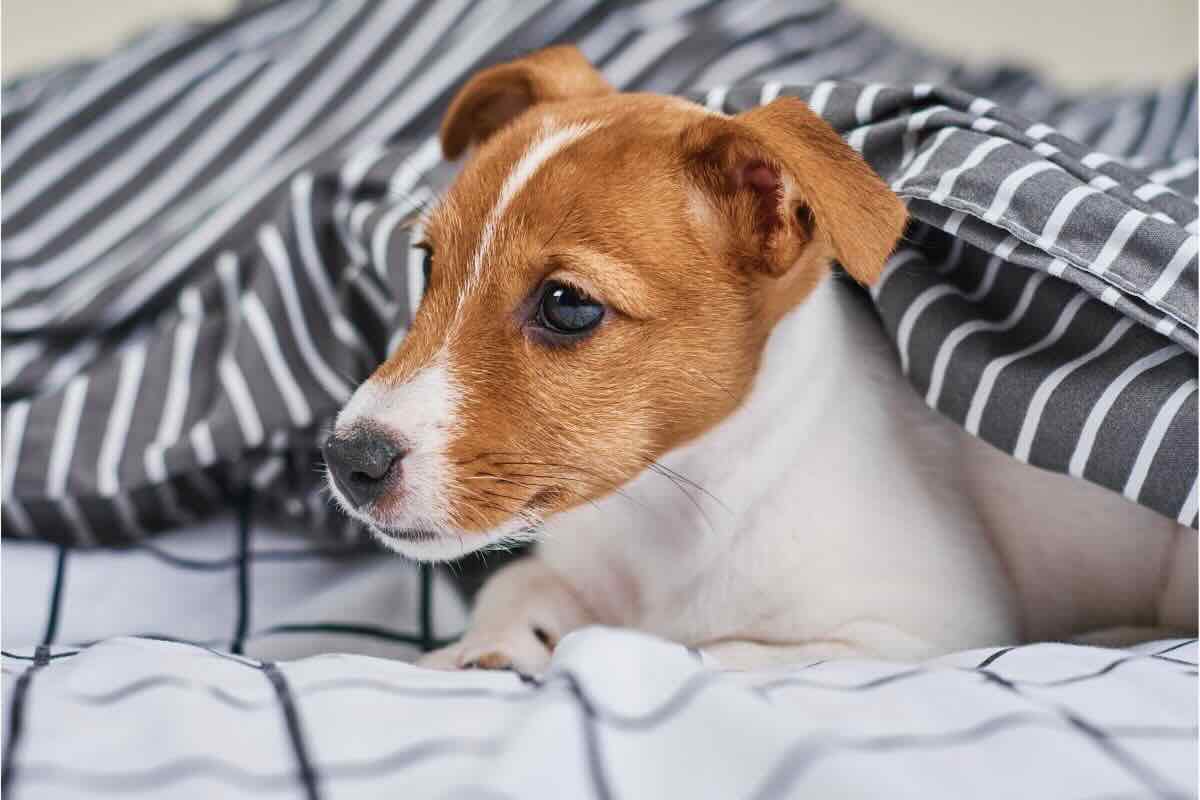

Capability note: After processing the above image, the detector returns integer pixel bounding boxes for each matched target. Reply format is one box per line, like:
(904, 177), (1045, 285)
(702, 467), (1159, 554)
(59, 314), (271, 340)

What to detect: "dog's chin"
(325, 475), (540, 562)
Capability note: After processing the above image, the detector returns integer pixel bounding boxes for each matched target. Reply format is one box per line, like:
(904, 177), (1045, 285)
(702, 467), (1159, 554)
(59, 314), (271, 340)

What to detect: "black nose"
(323, 429), (403, 509)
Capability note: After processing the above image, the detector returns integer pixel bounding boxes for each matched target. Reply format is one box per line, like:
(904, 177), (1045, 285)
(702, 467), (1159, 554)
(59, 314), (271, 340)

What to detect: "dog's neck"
(538, 274), (884, 624)
(659, 274), (849, 508)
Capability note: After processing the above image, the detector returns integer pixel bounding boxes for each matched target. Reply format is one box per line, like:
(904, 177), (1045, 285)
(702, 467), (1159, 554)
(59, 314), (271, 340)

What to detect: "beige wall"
(2, 0), (234, 76)
(844, 0), (1197, 90)
(2, 0), (1197, 88)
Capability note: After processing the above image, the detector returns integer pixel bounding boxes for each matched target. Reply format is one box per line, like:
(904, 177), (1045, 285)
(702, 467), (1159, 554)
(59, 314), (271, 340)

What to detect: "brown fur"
(368, 47), (906, 536)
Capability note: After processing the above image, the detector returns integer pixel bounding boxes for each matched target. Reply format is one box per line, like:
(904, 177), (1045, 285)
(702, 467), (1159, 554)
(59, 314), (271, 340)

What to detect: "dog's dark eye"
(415, 242), (433, 293)
(537, 281), (604, 334)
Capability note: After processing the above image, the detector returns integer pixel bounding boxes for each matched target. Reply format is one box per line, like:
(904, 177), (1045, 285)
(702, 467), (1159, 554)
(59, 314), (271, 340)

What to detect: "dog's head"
(323, 46), (906, 560)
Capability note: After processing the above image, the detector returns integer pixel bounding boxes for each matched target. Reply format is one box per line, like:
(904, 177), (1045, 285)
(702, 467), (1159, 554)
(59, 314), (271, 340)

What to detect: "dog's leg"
(701, 623), (944, 669)
(1074, 527), (1200, 648)
(1071, 626), (1194, 648)
(701, 640), (867, 669)
(1155, 524), (1198, 633)
(419, 557), (594, 673)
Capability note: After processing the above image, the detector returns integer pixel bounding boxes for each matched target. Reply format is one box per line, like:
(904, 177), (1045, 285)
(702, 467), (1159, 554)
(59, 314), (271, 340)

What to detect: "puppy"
(323, 46), (1197, 671)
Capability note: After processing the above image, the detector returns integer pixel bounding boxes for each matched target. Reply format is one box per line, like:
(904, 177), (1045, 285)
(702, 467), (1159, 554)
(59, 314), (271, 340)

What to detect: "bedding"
(3, 570), (1197, 799)
(3, 518), (1197, 798)
(2, 1), (1197, 797)
(2, 0), (1195, 544)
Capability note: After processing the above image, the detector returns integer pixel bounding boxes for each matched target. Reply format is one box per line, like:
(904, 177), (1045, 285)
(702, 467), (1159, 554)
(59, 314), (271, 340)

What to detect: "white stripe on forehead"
(460, 119), (605, 304)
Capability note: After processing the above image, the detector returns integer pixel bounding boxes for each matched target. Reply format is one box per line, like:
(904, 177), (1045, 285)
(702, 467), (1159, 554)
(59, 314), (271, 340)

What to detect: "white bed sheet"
(2, 521), (1195, 799)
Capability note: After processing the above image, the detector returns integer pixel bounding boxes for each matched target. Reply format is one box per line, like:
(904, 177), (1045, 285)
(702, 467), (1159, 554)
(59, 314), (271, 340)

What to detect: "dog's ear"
(681, 97), (906, 286)
(440, 46), (613, 160)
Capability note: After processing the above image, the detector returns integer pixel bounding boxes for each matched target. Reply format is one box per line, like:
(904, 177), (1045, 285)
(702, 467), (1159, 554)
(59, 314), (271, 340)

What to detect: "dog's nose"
(322, 429), (403, 509)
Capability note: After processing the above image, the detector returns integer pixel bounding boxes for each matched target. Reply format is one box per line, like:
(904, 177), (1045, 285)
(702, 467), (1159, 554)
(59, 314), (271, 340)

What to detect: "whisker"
(675, 365), (739, 404)
(647, 463), (718, 535)
(474, 487), (532, 505)
(459, 451), (724, 530)
(489, 471), (613, 519)
(460, 474), (555, 490)
(642, 458), (730, 513)
(457, 485), (524, 511)
(483, 460), (654, 514)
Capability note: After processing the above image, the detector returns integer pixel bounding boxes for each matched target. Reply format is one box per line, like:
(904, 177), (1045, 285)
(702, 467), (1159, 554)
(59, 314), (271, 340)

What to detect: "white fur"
(424, 276), (1194, 670)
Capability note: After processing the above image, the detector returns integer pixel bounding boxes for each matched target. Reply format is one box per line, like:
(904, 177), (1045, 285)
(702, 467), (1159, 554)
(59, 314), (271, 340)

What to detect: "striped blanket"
(3, 2), (1197, 798)
(2, 0), (1195, 548)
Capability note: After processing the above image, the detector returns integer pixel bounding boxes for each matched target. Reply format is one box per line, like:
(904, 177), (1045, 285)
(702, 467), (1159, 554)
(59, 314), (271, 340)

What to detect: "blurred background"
(2, 0), (1197, 88)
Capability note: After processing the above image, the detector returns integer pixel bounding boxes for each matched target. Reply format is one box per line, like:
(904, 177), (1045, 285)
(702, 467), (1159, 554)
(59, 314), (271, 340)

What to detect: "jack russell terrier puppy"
(323, 46), (1197, 671)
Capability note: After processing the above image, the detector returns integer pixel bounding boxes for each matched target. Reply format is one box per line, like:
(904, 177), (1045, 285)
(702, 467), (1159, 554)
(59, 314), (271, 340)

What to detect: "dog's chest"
(538, 472), (813, 644)
(535, 282), (905, 643)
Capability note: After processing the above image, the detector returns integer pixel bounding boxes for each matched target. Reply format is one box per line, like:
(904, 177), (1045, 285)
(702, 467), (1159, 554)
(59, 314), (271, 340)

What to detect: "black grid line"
(231, 487), (255, 655)
(1060, 710), (1189, 800)
(262, 662), (322, 800)
(1, 644), (50, 796)
(1152, 639), (1198, 657)
(1, 649), (80, 661)
(977, 670), (1184, 799)
(40, 545), (68, 646)
(744, 711), (1190, 800)
(975, 646), (1016, 669)
(987, 653), (1198, 688)
(253, 622), (452, 649)
(1154, 654), (1198, 667)
(560, 669), (614, 800)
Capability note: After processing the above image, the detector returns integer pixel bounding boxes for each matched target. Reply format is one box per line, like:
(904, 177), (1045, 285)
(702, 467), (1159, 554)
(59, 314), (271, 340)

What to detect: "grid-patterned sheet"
(1, 515), (468, 663)
(3, 519), (1197, 799)
(3, 624), (1196, 799)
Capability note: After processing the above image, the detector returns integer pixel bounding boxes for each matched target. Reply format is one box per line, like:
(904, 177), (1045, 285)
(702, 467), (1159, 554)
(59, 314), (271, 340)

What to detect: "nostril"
(350, 463), (394, 484)
(360, 439), (403, 482)
(322, 428), (404, 508)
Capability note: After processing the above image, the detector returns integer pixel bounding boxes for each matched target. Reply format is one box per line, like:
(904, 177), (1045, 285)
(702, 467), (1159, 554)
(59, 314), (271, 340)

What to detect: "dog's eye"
(415, 242), (433, 294)
(537, 281), (604, 334)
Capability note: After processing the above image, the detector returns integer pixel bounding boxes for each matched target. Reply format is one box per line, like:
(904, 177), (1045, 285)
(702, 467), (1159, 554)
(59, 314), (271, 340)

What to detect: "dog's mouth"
(372, 527), (444, 543)
(364, 517), (543, 562)
(373, 520), (541, 543)
(323, 441), (567, 561)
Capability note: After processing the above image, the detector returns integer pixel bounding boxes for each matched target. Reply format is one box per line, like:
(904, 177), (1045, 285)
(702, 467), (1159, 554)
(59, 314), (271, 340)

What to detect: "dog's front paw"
(418, 626), (554, 675)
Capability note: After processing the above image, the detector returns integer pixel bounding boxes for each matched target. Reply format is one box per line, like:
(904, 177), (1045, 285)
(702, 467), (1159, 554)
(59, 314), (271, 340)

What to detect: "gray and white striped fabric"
(2, 0), (1197, 548)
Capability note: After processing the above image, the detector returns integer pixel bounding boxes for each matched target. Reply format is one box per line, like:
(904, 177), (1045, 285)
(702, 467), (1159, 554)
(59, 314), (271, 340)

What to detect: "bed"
(3, 1), (1196, 797)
